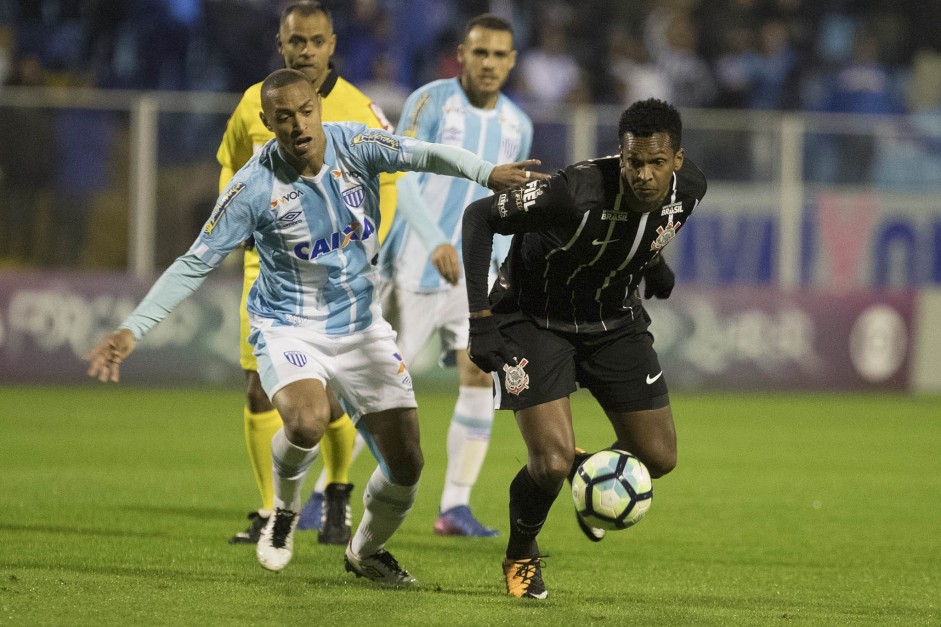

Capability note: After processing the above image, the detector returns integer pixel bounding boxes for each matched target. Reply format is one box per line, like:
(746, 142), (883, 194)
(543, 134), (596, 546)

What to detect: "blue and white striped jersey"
(191, 122), (486, 336)
(379, 78), (533, 292)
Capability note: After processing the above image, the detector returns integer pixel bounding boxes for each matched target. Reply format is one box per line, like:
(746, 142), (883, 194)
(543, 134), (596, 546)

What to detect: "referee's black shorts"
(491, 311), (669, 413)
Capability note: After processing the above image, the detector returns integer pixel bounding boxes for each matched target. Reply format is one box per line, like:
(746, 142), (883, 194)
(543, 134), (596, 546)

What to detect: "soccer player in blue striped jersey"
(86, 69), (542, 584)
(378, 14), (534, 538)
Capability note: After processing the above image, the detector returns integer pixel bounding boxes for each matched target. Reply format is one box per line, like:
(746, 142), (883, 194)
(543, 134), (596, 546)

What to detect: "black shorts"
(492, 311), (669, 413)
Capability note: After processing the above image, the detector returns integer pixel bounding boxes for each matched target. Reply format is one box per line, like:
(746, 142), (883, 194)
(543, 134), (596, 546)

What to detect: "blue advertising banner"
(672, 188), (941, 288)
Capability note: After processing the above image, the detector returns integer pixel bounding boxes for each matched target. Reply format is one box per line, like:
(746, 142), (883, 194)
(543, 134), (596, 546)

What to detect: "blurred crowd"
(2, 0), (940, 271)
(1, 0), (940, 116)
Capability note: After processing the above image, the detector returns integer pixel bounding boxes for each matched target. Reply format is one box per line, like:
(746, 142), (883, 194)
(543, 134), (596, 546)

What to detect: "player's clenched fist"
(642, 258), (675, 300)
(467, 314), (515, 373)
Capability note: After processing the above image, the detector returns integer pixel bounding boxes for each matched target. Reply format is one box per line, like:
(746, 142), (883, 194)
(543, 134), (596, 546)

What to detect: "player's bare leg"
(567, 404), (677, 544)
(604, 405), (677, 478)
(298, 386), (360, 545)
(344, 407), (423, 586)
(255, 378), (331, 572)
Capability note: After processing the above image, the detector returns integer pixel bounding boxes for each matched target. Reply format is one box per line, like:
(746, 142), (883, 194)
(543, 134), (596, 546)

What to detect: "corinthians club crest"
(651, 218), (682, 251)
(503, 358), (530, 396)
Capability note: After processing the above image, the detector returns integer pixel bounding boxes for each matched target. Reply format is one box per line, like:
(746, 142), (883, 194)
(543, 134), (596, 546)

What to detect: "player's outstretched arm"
(84, 328), (137, 383)
(83, 253), (218, 383)
(487, 159), (549, 191)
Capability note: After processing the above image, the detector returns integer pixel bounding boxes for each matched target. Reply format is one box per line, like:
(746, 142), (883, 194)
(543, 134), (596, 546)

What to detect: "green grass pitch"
(1, 385), (939, 625)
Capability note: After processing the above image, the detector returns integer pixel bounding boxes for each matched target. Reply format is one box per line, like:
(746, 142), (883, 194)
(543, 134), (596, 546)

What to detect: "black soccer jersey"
(463, 156), (706, 333)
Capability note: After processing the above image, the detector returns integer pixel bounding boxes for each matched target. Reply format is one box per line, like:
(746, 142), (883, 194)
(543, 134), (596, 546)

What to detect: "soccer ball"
(571, 449), (653, 530)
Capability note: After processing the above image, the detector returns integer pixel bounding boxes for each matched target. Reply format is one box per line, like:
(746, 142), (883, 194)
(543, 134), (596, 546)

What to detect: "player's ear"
(456, 43), (466, 65)
(673, 147), (684, 171)
(260, 111), (272, 131)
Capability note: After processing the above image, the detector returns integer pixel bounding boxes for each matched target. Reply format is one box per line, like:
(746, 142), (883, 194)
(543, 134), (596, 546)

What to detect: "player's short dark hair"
(261, 68), (311, 102)
(618, 99), (682, 152)
(463, 13), (514, 41)
(281, 1), (332, 26)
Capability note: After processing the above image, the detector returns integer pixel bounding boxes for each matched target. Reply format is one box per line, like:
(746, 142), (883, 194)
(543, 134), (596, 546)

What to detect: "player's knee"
(646, 450), (676, 478)
(278, 405), (330, 449)
(528, 450), (572, 492)
(388, 445), (424, 486)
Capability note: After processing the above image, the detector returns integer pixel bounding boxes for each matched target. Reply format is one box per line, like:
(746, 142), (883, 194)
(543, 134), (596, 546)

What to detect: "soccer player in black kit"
(461, 98), (707, 599)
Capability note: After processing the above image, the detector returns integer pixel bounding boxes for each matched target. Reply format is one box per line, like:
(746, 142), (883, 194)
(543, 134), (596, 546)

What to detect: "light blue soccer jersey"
(379, 78), (533, 292)
(190, 123), (488, 336)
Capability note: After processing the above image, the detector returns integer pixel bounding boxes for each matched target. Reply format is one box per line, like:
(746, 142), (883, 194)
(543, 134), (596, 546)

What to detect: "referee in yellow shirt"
(218, 1), (397, 546)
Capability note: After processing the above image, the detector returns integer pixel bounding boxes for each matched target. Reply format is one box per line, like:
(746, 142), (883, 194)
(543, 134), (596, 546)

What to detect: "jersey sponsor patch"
(661, 201), (683, 216)
(352, 130), (400, 151)
(204, 182), (246, 234)
(601, 210), (630, 221)
(270, 188), (305, 209)
(503, 358), (530, 395)
(293, 218), (376, 260)
(497, 192), (510, 217)
(512, 180), (544, 213)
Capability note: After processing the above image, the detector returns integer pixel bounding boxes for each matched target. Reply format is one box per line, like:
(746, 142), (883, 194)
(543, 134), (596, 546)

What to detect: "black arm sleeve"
(463, 174), (576, 312)
(462, 196), (496, 313)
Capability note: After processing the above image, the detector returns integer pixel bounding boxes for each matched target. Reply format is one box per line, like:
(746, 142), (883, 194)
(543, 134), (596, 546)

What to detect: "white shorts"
(382, 282), (469, 365)
(250, 316), (416, 424)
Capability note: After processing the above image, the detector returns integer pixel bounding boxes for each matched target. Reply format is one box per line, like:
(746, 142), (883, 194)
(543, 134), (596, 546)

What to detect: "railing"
(2, 86), (939, 287)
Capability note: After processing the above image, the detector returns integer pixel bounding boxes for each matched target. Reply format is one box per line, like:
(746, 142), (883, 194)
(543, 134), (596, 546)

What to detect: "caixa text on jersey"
(292, 218), (376, 260)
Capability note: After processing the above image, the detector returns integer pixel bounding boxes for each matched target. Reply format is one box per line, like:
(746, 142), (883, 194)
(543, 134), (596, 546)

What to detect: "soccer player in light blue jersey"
(86, 68), (542, 585)
(378, 14), (535, 537)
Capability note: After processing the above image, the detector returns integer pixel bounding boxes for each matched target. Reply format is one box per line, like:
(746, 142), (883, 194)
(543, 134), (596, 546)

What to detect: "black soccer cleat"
(319, 482), (353, 545)
(344, 544), (417, 586)
(228, 510), (270, 545)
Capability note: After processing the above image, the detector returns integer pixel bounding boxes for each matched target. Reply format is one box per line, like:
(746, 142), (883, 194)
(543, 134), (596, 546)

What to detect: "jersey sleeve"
(190, 178), (259, 266)
(482, 171), (577, 235)
(517, 114), (534, 161)
(398, 88), (439, 142)
(347, 127), (494, 187)
(462, 172), (577, 312)
(118, 253), (214, 340)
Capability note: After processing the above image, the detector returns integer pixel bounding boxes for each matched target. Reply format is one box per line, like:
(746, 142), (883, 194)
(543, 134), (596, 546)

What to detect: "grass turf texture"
(1, 385), (938, 625)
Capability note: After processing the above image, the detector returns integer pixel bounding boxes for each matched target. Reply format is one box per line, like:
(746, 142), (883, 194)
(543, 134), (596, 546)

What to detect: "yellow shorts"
(239, 247), (260, 371)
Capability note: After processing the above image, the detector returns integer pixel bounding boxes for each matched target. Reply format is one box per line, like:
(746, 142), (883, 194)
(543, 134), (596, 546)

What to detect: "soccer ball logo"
(571, 449), (653, 530)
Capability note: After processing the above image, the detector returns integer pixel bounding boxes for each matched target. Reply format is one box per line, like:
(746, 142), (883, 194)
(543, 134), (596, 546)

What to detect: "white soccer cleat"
(256, 507), (299, 572)
(344, 543), (417, 586)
